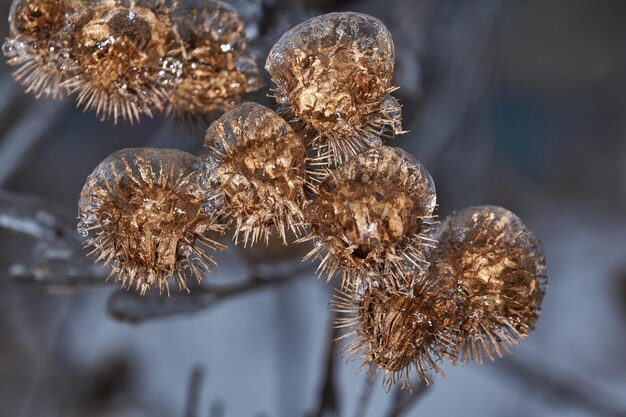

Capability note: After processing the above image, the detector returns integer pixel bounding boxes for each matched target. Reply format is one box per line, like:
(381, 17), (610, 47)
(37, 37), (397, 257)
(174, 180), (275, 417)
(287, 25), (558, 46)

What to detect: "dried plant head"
(165, 0), (263, 118)
(3, 0), (75, 98)
(432, 205), (547, 364)
(78, 148), (227, 295)
(266, 12), (404, 167)
(203, 102), (307, 246)
(66, 1), (172, 123)
(332, 273), (459, 391)
(304, 146), (437, 289)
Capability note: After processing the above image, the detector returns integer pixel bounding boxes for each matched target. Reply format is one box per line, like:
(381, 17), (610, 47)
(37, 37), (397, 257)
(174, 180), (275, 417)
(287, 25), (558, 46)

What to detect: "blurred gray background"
(0, 0), (625, 416)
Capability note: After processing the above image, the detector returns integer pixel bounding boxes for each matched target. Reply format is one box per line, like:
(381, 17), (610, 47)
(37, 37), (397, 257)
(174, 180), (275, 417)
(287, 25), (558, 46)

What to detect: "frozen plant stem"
(183, 366), (206, 417)
(108, 265), (312, 324)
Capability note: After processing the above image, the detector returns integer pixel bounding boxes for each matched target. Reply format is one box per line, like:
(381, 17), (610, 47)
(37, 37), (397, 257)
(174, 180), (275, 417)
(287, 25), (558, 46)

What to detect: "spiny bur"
(332, 272), (459, 391)
(165, 0), (264, 119)
(78, 148), (227, 295)
(431, 205), (547, 364)
(3, 0), (73, 98)
(3, 0), (263, 124)
(203, 102), (307, 246)
(266, 12), (404, 174)
(67, 1), (172, 123)
(304, 146), (436, 289)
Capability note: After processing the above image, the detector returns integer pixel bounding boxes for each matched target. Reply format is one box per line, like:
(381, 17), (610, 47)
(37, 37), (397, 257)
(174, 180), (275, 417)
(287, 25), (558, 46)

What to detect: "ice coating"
(265, 12), (403, 165)
(203, 103), (307, 245)
(305, 146), (437, 287)
(431, 205), (547, 363)
(332, 274), (459, 390)
(78, 148), (226, 294)
(3, 0), (76, 98)
(67, 1), (172, 122)
(3, 0), (263, 123)
(166, 0), (263, 115)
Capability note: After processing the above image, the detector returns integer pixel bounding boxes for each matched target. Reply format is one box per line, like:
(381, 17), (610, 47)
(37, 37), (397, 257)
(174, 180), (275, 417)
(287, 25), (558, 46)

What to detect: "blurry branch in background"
(410, 0), (504, 165)
(384, 379), (428, 417)
(495, 356), (626, 417)
(0, 189), (107, 286)
(183, 365), (206, 417)
(308, 309), (340, 417)
(0, 99), (71, 186)
(108, 264), (312, 324)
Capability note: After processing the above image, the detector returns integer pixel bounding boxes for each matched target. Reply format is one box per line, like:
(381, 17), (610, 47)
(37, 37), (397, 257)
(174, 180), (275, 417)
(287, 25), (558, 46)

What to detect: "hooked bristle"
(78, 148), (227, 295)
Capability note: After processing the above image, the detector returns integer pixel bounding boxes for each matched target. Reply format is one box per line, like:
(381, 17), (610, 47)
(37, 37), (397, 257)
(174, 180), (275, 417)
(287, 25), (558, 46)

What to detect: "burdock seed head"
(431, 205), (547, 364)
(3, 0), (74, 98)
(265, 12), (403, 166)
(165, 0), (263, 118)
(78, 148), (227, 295)
(304, 146), (437, 289)
(67, 1), (172, 123)
(203, 102), (307, 246)
(331, 273), (459, 390)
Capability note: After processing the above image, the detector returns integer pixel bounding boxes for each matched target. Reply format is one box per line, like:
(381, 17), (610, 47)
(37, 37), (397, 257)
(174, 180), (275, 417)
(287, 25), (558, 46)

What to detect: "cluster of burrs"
(76, 11), (547, 389)
(2, 0), (263, 123)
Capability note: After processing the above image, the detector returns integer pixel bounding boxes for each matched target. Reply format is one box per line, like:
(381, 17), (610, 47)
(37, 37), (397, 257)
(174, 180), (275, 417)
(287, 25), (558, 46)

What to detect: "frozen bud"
(266, 12), (403, 166)
(304, 146), (436, 288)
(78, 148), (227, 295)
(332, 274), (459, 390)
(5, 0), (76, 98)
(68, 1), (172, 123)
(432, 206), (547, 363)
(203, 102), (307, 246)
(166, 0), (263, 117)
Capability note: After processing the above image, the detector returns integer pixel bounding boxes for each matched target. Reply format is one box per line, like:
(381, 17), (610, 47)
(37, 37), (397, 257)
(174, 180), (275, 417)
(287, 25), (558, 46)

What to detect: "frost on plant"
(68, 7), (549, 394)
(165, 0), (263, 118)
(3, 0), (263, 123)
(78, 148), (227, 294)
(203, 102), (307, 246)
(303, 146), (436, 289)
(266, 12), (404, 174)
(332, 272), (459, 390)
(431, 205), (547, 364)
(3, 0), (72, 98)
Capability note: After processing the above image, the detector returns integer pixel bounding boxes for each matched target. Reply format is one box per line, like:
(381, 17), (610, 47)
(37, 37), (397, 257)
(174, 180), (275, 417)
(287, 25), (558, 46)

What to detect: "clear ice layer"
(4, 0), (262, 122)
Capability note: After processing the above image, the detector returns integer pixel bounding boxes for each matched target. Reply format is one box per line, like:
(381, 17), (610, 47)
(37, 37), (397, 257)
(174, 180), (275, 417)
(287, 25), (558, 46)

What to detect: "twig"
(309, 310), (340, 417)
(0, 189), (106, 286)
(108, 265), (312, 324)
(384, 380), (428, 417)
(183, 365), (206, 417)
(0, 189), (76, 242)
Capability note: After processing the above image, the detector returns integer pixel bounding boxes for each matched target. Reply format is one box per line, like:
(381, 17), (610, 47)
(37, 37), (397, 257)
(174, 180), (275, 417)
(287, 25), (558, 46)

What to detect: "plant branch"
(108, 265), (312, 324)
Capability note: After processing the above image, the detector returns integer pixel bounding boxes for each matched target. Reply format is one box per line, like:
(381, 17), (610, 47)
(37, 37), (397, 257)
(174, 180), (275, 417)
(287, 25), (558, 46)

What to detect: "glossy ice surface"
(78, 148), (226, 294)
(432, 205), (547, 363)
(203, 103), (307, 245)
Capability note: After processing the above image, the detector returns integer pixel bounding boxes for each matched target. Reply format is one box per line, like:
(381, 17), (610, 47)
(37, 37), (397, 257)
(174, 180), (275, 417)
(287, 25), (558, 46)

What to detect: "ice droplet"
(2, 39), (24, 58)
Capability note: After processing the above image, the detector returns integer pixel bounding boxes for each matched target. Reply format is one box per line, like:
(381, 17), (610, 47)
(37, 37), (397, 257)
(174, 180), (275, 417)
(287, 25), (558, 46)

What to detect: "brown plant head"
(304, 146), (437, 289)
(266, 12), (403, 167)
(203, 102), (307, 246)
(78, 148), (227, 295)
(332, 273), (459, 391)
(3, 0), (75, 98)
(67, 1), (172, 123)
(431, 205), (547, 363)
(165, 0), (263, 117)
